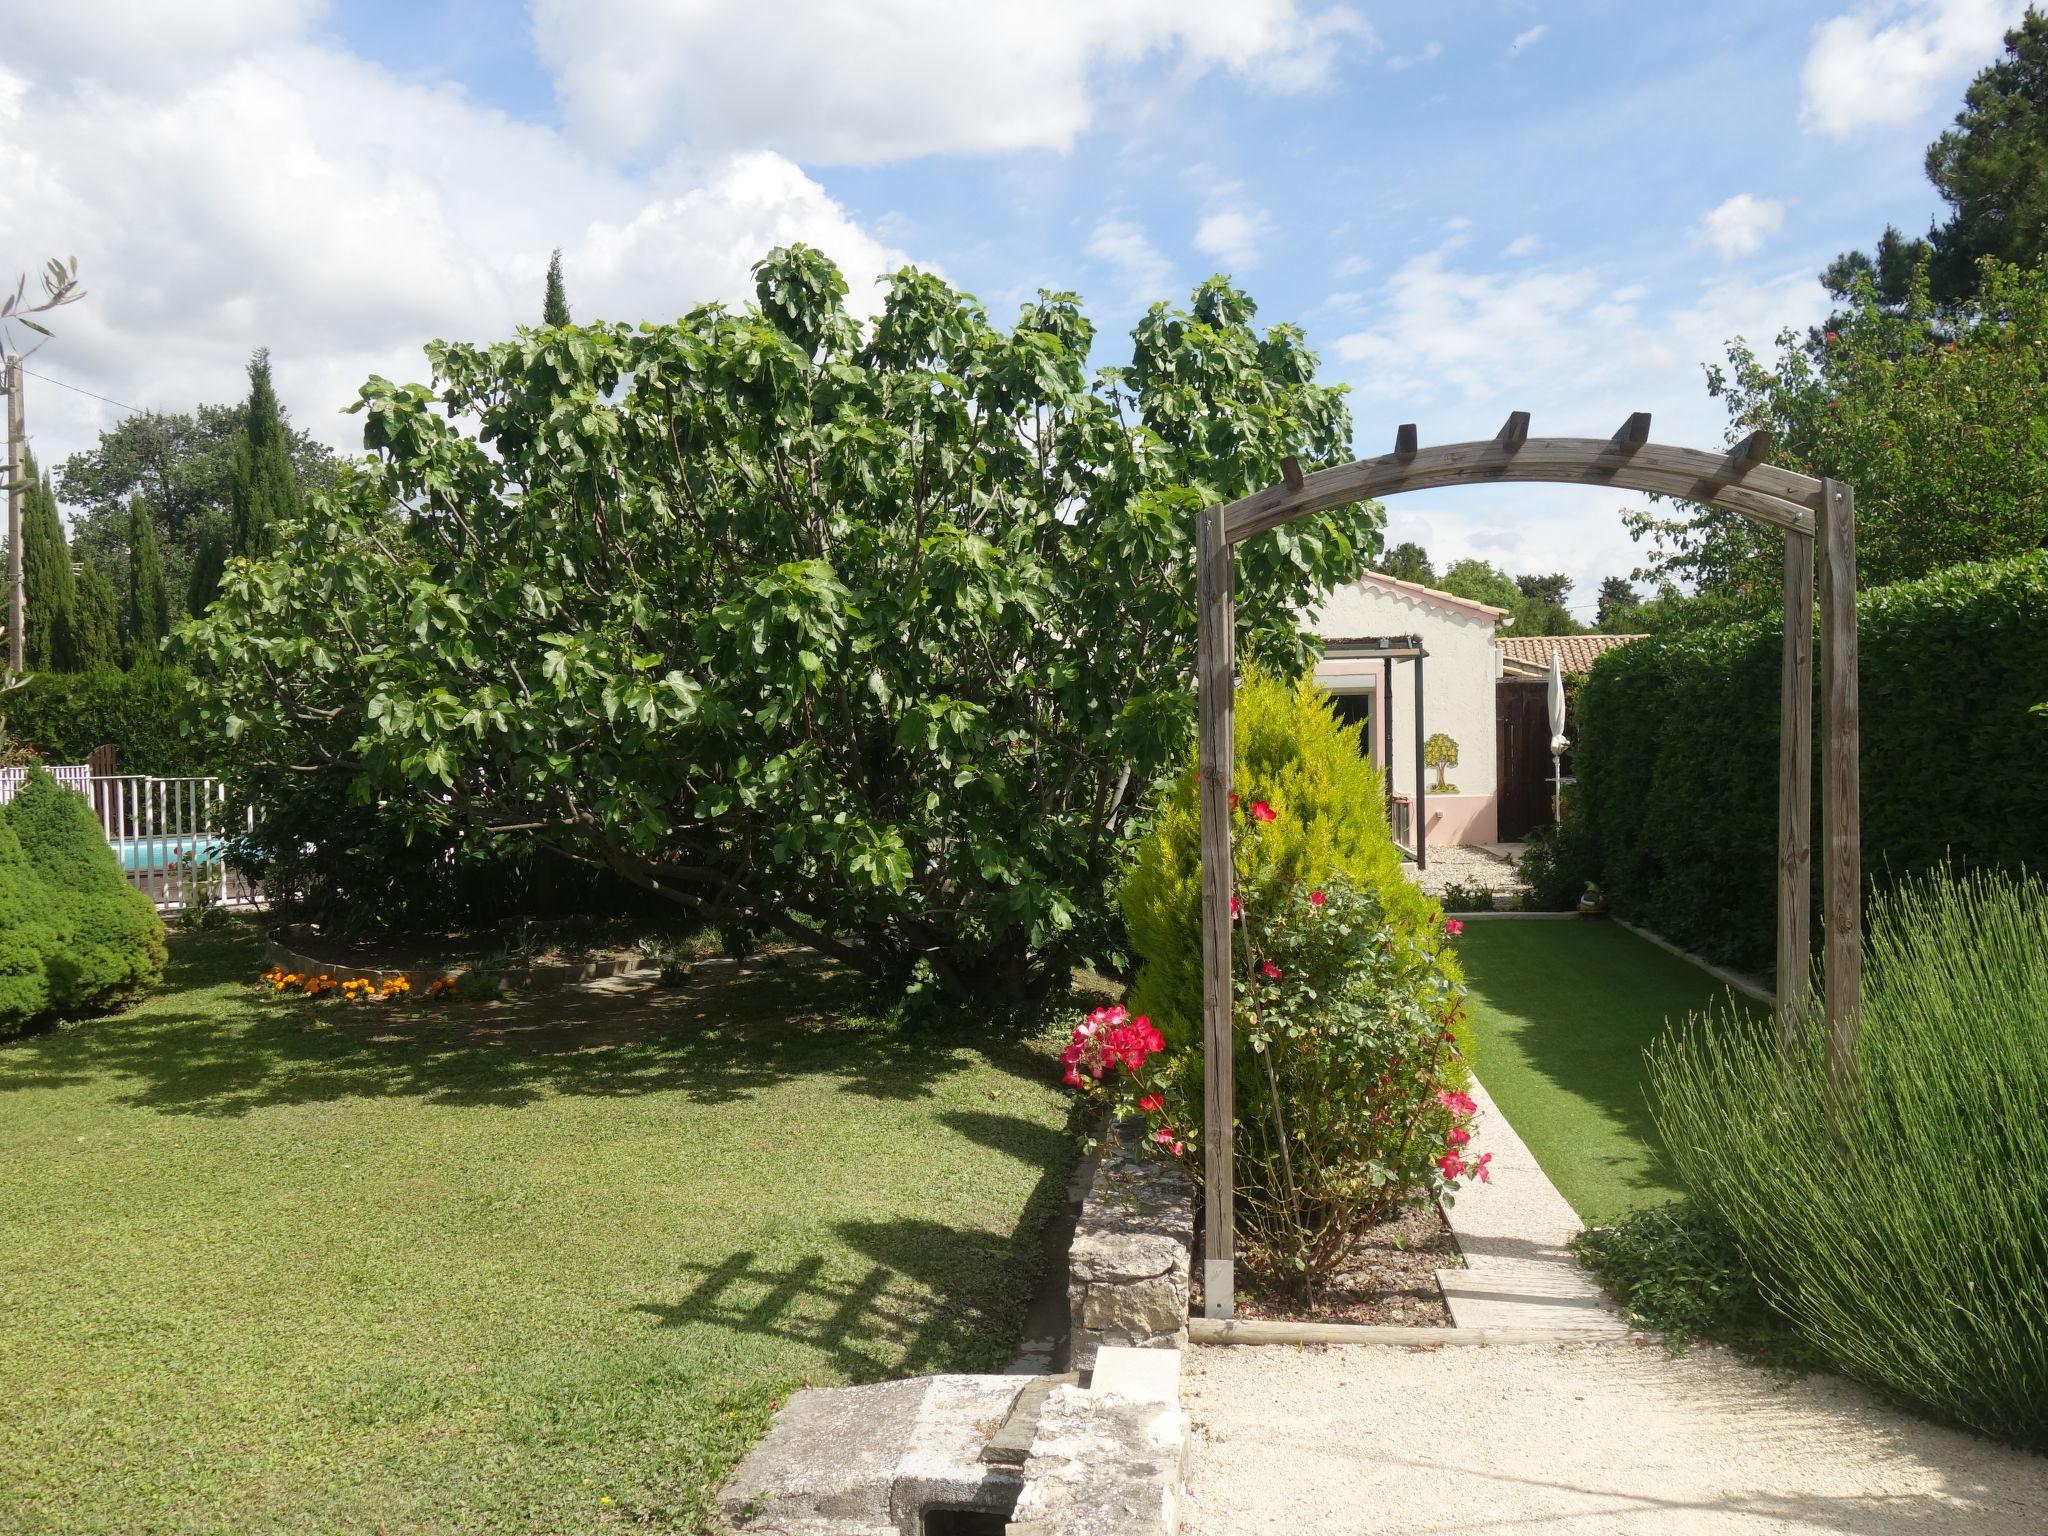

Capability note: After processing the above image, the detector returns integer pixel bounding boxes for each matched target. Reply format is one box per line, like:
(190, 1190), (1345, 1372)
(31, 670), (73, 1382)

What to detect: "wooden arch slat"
(1223, 436), (1823, 543)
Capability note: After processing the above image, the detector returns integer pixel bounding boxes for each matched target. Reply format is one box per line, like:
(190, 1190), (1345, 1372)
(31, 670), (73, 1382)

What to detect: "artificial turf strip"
(1451, 920), (1762, 1228)
(0, 926), (1079, 1535)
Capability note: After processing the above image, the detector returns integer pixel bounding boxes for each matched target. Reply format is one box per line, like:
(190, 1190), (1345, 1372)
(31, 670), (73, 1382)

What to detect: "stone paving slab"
(1435, 1075), (1627, 1336)
(719, 1373), (1026, 1534)
(1006, 1349), (1188, 1536)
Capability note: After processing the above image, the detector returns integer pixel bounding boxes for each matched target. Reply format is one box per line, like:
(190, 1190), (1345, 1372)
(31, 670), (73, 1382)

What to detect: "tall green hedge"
(0, 667), (204, 774)
(1575, 552), (2048, 977)
(0, 768), (167, 1031)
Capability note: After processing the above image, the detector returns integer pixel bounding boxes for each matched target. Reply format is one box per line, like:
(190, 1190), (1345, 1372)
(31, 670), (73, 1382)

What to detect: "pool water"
(113, 838), (228, 874)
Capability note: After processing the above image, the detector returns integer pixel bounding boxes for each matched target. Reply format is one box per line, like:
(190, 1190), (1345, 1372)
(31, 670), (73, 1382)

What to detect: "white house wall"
(1305, 580), (1505, 845)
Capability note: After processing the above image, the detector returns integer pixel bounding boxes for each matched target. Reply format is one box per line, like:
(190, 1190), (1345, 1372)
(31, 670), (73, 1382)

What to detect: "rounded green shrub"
(0, 816), (61, 1029)
(1, 768), (166, 1020)
(1648, 868), (2048, 1447)
(1122, 671), (1449, 1051)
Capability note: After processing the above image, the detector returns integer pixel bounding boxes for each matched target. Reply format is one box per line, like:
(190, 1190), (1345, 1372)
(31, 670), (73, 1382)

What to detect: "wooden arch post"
(1193, 418), (1860, 1319)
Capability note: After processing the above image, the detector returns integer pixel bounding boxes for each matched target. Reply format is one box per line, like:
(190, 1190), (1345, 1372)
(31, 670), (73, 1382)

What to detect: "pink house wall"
(1418, 792), (1497, 848)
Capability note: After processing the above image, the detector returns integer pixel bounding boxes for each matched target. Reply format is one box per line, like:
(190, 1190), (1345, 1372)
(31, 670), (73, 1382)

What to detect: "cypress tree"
(229, 349), (300, 556)
(124, 498), (170, 668)
(70, 556), (121, 672)
(543, 248), (571, 327)
(186, 513), (230, 616)
(19, 456), (76, 672)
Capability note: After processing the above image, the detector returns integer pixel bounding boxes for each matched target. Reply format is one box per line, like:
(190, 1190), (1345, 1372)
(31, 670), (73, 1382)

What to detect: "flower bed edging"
(1067, 1132), (1195, 1375)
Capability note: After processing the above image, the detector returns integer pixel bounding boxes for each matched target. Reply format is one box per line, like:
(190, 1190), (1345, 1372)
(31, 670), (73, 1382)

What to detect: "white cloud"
(0, 38), (910, 491)
(1801, 0), (2024, 137)
(1512, 24), (1548, 50)
(1088, 218), (1173, 298)
(1331, 249), (1821, 445)
(1192, 208), (1272, 269)
(1700, 193), (1786, 259)
(1503, 234), (1543, 259)
(1329, 249), (1826, 599)
(531, 0), (1376, 163)
(7, 0), (326, 81)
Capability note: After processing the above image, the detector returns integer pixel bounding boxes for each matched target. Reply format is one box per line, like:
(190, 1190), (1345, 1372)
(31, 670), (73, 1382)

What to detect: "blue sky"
(3, 1), (2019, 615)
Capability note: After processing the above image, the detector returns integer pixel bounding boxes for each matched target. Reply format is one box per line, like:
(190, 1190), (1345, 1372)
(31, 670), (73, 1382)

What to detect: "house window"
(1328, 691), (1375, 763)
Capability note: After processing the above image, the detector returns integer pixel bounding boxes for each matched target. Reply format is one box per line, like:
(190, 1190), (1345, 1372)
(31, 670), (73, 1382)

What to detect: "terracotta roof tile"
(1354, 571), (1513, 621)
(1497, 633), (1647, 674)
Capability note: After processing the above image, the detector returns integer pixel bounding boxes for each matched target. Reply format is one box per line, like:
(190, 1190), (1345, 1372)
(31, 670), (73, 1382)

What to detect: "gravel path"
(1405, 843), (1528, 905)
(1182, 1340), (2048, 1535)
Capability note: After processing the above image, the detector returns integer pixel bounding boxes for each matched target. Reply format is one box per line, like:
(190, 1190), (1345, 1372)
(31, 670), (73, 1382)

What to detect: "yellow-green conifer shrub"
(2, 769), (166, 1016)
(1121, 672), (1458, 1054)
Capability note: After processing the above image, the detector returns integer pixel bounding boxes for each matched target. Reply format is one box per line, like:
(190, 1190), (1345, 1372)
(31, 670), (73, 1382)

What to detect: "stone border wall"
(1067, 1134), (1195, 1374)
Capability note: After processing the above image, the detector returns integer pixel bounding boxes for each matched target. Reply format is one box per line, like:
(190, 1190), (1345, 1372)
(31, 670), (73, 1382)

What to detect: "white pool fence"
(0, 767), (259, 911)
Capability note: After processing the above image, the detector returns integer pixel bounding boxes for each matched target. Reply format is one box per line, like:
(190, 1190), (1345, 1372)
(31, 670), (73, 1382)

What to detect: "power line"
(17, 366), (146, 415)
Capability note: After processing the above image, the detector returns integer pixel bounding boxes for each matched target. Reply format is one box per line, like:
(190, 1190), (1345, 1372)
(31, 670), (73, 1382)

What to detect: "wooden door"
(1495, 678), (1551, 842)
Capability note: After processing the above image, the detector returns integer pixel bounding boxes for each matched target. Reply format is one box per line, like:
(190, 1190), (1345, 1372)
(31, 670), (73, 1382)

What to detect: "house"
(1308, 575), (1650, 851)
(1307, 571), (1512, 850)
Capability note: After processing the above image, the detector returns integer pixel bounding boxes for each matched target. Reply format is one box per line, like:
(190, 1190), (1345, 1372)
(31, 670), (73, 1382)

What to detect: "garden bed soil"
(1232, 1201), (1463, 1328)
(259, 919), (778, 992)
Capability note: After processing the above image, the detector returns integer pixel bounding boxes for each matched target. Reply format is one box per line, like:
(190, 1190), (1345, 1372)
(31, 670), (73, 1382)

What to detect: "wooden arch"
(1194, 413), (1861, 1319)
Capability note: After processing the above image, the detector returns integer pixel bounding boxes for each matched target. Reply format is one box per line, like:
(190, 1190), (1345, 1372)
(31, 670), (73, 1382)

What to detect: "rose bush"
(1215, 868), (1481, 1295)
(1110, 675), (1480, 1298)
(1056, 1003), (1182, 1153)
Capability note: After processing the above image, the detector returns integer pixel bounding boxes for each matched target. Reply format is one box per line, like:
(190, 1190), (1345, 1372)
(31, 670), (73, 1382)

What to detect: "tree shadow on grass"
(0, 929), (1060, 1120)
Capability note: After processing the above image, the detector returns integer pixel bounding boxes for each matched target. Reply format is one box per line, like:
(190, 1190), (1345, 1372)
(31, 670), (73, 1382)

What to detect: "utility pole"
(5, 353), (21, 676)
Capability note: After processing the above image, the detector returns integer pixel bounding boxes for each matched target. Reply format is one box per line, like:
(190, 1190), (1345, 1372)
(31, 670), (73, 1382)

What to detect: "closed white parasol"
(1548, 647), (1569, 820)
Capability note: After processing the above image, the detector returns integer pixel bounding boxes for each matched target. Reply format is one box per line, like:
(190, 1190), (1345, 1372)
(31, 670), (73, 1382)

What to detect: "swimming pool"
(112, 837), (229, 874)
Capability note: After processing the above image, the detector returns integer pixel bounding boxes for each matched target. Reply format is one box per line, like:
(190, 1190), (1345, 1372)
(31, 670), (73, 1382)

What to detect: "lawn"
(0, 925), (1079, 1534)
(1453, 920), (1763, 1226)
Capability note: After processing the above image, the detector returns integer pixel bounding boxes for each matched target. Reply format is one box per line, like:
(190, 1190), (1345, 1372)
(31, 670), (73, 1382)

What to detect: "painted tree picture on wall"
(1423, 732), (1460, 793)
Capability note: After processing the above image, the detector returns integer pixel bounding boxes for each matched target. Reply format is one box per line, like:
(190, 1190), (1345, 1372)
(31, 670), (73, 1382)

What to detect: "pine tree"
(70, 556), (121, 672)
(19, 456), (76, 672)
(543, 248), (571, 327)
(229, 349), (301, 556)
(186, 513), (230, 616)
(1380, 541), (1435, 586)
(124, 498), (170, 668)
(1596, 575), (1642, 630)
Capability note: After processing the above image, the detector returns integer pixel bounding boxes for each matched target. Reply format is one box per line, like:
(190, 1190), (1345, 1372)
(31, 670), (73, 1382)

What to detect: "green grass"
(1452, 920), (1761, 1226)
(0, 926), (1079, 1534)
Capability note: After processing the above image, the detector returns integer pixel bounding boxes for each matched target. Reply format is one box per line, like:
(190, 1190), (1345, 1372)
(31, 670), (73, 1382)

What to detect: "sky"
(1, 0), (2023, 619)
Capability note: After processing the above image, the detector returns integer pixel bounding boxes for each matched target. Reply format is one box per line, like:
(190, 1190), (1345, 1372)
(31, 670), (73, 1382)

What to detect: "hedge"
(0, 667), (206, 774)
(0, 767), (167, 1032)
(1574, 551), (2048, 978)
